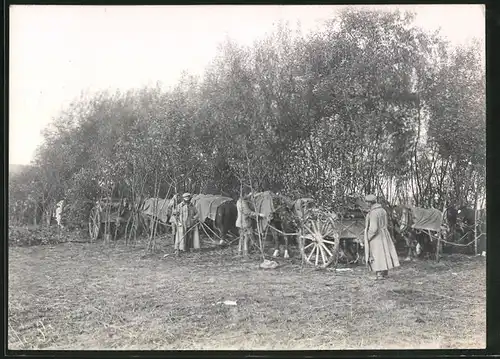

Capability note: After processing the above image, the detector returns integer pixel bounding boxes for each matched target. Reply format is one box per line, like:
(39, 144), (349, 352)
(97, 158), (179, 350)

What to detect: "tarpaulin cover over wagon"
(141, 198), (175, 223)
(191, 194), (232, 222)
(410, 207), (443, 232)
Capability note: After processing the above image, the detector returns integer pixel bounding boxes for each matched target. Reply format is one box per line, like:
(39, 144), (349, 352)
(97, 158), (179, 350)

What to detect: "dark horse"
(269, 197), (301, 259)
(245, 192), (300, 259)
(187, 194), (239, 244)
(212, 199), (239, 243)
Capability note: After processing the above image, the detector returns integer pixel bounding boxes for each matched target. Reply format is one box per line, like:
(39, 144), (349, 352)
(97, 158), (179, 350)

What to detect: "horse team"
(54, 192), (484, 262)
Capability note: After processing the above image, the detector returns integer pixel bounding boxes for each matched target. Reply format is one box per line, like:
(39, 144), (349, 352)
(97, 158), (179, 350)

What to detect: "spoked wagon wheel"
(88, 206), (102, 242)
(300, 210), (340, 269)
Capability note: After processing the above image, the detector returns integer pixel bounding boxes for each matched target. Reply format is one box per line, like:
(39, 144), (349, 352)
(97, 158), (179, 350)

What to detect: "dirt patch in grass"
(8, 240), (486, 350)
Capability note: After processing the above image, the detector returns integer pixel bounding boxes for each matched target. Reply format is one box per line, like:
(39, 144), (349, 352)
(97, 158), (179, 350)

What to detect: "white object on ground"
(416, 243), (422, 255)
(284, 250), (290, 259)
(336, 268), (353, 272)
(272, 249), (280, 258)
(216, 300), (237, 306)
(259, 259), (279, 269)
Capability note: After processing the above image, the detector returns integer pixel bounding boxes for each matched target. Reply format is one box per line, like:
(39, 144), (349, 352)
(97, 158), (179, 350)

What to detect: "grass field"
(8, 236), (486, 350)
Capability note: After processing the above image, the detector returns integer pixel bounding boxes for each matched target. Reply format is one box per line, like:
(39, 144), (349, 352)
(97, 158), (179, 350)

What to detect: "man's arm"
(367, 211), (379, 241)
(191, 205), (199, 221)
(172, 204), (181, 216)
(242, 200), (264, 218)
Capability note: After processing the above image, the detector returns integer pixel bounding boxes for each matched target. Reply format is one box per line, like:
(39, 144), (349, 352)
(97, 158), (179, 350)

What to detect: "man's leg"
(192, 225), (200, 249)
(238, 228), (243, 255)
(174, 226), (181, 254)
(186, 230), (193, 251)
(242, 228), (250, 257)
(178, 226), (186, 252)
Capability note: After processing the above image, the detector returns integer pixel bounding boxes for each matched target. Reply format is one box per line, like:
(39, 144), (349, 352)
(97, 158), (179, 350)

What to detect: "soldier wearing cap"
(173, 192), (200, 254)
(363, 194), (400, 280)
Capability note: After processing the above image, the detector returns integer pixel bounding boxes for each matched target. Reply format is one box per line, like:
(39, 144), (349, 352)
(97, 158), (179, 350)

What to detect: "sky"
(9, 4), (485, 165)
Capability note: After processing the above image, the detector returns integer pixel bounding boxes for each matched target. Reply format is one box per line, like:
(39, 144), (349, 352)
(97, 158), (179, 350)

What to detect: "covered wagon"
(88, 197), (133, 241)
(247, 192), (350, 267)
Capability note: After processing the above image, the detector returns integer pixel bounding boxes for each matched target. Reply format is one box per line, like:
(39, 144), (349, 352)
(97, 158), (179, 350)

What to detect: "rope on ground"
(174, 222), (197, 246)
(199, 221), (239, 246)
(417, 229), (478, 247)
(266, 224), (300, 237)
(198, 220), (215, 242)
(199, 221), (224, 243)
(440, 237), (477, 247)
(391, 288), (481, 305)
(224, 235), (240, 245)
(447, 231), (473, 243)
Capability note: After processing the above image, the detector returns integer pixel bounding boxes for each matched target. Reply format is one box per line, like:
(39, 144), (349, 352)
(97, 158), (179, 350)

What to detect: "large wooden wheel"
(300, 210), (340, 268)
(88, 206), (102, 241)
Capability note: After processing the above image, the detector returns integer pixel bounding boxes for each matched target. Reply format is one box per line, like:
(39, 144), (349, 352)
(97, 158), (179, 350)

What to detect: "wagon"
(245, 193), (366, 268)
(139, 193), (238, 248)
(88, 198), (132, 241)
(298, 207), (365, 268)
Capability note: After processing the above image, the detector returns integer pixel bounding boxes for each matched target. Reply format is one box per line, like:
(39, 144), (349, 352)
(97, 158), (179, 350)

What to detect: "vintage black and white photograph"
(8, 4), (485, 350)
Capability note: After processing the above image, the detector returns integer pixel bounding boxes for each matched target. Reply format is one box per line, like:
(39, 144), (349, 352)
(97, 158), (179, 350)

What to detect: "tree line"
(9, 8), (485, 228)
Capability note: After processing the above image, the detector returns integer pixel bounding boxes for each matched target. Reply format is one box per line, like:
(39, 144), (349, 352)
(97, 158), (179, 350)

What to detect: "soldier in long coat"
(364, 194), (400, 280)
(173, 193), (200, 254)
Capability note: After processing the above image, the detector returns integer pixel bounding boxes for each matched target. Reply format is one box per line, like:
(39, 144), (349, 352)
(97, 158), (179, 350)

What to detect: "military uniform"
(364, 195), (400, 279)
(173, 193), (200, 252)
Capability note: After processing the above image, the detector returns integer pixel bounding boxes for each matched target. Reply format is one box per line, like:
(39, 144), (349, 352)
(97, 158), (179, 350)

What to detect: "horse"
(140, 194), (179, 236)
(269, 197), (302, 259)
(245, 192), (300, 259)
(190, 194), (239, 244)
(397, 205), (444, 260)
(213, 199), (239, 243)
